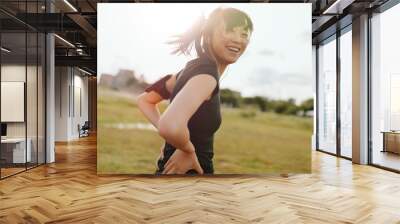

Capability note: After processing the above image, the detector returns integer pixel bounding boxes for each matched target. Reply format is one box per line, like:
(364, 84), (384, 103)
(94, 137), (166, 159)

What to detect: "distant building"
(99, 69), (150, 94)
(99, 74), (113, 87)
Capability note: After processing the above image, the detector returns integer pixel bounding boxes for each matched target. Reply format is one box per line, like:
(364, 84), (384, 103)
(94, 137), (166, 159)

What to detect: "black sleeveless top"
(156, 56), (222, 174)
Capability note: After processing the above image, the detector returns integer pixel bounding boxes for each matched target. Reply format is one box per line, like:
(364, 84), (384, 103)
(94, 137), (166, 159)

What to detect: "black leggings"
(155, 145), (214, 175)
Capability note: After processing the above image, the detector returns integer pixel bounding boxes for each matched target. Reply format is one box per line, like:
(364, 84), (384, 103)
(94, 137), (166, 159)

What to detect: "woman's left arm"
(136, 74), (177, 129)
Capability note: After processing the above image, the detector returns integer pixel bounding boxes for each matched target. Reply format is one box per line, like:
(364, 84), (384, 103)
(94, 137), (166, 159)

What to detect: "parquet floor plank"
(0, 135), (399, 223)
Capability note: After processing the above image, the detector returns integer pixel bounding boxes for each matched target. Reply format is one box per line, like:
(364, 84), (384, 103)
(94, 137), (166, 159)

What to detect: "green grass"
(98, 88), (312, 174)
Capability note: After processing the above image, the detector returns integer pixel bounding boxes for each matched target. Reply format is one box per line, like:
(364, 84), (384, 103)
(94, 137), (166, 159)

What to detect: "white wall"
(1, 66), (26, 133)
(55, 66), (69, 141)
(55, 67), (89, 141)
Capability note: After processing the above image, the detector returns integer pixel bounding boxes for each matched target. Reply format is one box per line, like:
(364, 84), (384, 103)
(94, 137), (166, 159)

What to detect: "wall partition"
(0, 2), (46, 179)
(0, 31), (28, 178)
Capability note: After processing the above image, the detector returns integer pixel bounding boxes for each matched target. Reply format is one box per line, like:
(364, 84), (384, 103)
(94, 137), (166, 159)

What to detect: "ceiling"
(0, 0), (393, 75)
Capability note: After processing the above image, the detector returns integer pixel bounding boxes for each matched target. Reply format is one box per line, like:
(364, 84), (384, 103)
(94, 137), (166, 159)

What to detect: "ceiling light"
(54, 34), (75, 48)
(1, 47), (11, 53)
(78, 67), (93, 76)
(63, 0), (78, 12)
(323, 0), (355, 15)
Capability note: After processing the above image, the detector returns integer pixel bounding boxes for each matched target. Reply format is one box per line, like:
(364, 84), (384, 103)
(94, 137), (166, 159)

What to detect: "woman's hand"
(162, 150), (204, 175)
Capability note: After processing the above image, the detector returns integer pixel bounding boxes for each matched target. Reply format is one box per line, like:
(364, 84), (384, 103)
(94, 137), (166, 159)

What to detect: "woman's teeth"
(227, 46), (240, 53)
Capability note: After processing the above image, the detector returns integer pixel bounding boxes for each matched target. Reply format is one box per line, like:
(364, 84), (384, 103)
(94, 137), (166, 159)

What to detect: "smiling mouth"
(227, 46), (241, 53)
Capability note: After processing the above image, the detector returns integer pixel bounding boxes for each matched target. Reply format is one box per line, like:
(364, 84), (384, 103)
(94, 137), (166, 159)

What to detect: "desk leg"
(382, 133), (386, 153)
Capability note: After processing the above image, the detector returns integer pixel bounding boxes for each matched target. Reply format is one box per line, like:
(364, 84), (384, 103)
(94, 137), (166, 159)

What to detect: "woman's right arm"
(158, 74), (217, 174)
(157, 74), (218, 153)
(136, 74), (177, 129)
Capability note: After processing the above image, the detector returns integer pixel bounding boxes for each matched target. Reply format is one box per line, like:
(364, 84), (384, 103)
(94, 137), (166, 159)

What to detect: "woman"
(136, 7), (253, 175)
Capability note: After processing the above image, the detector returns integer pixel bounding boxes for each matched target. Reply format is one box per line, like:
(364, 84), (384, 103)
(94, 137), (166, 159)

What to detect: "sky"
(98, 3), (312, 103)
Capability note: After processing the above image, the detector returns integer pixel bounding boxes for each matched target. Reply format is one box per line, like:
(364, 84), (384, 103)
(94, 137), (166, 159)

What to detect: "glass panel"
(38, 32), (45, 165)
(1, 31), (27, 177)
(0, 1), (46, 178)
(26, 0), (39, 14)
(312, 45), (317, 150)
(371, 4), (400, 171)
(27, 31), (38, 169)
(317, 37), (337, 154)
(0, 4), (26, 33)
(0, 1), (27, 14)
(340, 29), (352, 158)
(38, 1), (46, 14)
(26, 0), (39, 169)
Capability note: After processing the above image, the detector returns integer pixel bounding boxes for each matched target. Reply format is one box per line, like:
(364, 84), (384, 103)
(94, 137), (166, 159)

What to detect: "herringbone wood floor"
(1, 135), (400, 224)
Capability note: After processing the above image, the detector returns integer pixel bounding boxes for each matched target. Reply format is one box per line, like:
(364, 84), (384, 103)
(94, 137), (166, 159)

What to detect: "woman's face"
(209, 20), (251, 65)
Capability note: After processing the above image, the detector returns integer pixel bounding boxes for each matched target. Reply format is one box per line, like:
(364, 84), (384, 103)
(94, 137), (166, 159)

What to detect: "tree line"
(220, 89), (313, 116)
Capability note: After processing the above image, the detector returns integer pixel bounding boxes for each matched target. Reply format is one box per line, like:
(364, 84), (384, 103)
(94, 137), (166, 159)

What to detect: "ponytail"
(168, 14), (207, 56)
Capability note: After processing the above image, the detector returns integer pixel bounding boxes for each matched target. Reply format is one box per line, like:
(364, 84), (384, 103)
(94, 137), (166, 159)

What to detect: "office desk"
(381, 131), (400, 154)
(1, 138), (31, 163)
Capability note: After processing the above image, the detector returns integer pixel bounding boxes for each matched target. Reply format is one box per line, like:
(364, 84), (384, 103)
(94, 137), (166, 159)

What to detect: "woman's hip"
(155, 147), (214, 174)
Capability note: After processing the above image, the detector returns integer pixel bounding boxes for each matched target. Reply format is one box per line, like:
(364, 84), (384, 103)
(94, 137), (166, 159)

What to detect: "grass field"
(98, 87), (312, 174)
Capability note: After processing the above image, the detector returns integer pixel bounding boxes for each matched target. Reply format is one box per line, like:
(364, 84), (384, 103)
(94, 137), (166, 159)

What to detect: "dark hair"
(168, 7), (253, 57)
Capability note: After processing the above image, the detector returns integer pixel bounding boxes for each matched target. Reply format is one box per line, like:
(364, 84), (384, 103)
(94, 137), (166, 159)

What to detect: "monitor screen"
(1, 123), (7, 137)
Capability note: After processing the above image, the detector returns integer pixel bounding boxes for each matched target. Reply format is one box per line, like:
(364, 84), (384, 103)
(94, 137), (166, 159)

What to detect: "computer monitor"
(1, 123), (7, 137)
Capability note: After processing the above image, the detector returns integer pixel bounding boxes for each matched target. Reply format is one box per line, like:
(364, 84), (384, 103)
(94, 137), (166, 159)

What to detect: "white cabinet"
(1, 138), (32, 163)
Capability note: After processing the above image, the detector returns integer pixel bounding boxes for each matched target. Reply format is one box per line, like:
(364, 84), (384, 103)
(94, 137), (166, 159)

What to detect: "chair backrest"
(82, 121), (90, 129)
